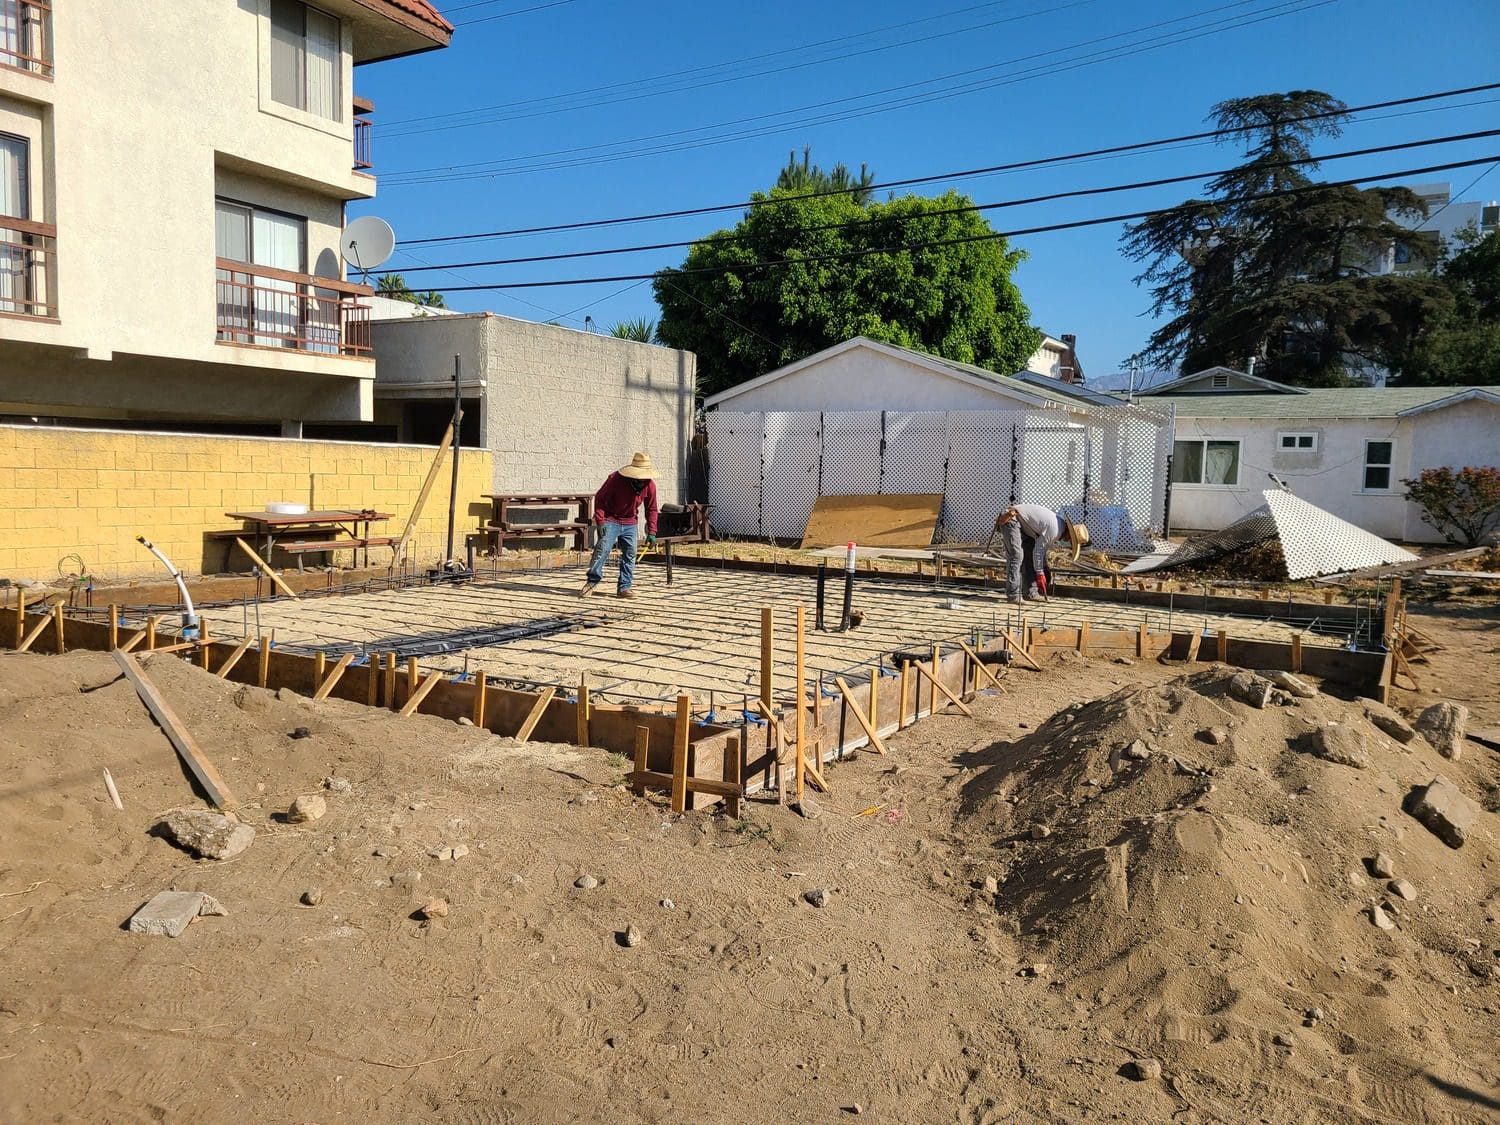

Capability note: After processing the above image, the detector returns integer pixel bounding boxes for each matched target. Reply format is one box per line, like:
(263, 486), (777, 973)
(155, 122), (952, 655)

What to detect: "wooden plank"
(406, 657), (418, 703)
(915, 661), (974, 717)
(108, 604), (118, 651)
(834, 675), (888, 755)
(721, 735), (742, 818)
(313, 652), (356, 700)
(1291, 633), (1303, 674)
(111, 650), (238, 811)
(898, 660), (910, 728)
(868, 665), (879, 731)
(383, 651), (396, 708)
(958, 640), (1004, 691)
(313, 650), (326, 689)
(1003, 630), (1043, 672)
(799, 493), (943, 549)
(670, 694), (691, 813)
(215, 636), (254, 679)
(577, 671), (591, 747)
(232, 537), (300, 599)
(1077, 620), (1089, 654)
(1185, 630), (1203, 663)
(399, 670), (443, 717)
(928, 643), (940, 716)
(760, 606), (773, 710)
(52, 603), (64, 654)
(16, 607), (52, 653)
(632, 726), (650, 796)
(1136, 621), (1147, 658)
(367, 655), (380, 706)
(794, 607), (805, 802)
(12, 588), (22, 649)
(258, 636), (271, 687)
(395, 415), (458, 566)
(472, 672), (488, 728)
(514, 686), (556, 742)
(1216, 629), (1228, 663)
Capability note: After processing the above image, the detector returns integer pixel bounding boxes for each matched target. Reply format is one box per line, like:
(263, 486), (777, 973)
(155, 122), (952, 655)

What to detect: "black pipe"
(445, 354), (462, 566)
(664, 539), (674, 585)
(839, 566), (854, 631)
(815, 561), (827, 630)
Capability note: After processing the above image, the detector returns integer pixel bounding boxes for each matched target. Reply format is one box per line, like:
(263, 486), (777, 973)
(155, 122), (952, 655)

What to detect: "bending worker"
(992, 503), (1088, 603)
(581, 452), (658, 599)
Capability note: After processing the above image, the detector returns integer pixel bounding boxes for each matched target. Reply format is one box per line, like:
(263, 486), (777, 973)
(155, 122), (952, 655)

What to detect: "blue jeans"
(587, 520), (638, 591)
(1001, 521), (1048, 599)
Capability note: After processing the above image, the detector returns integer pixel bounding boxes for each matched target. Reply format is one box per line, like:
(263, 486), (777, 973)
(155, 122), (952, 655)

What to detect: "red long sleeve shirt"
(594, 472), (658, 535)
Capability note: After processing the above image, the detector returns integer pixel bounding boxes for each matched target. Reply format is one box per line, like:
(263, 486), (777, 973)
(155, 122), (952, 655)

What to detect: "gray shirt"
(1012, 503), (1063, 549)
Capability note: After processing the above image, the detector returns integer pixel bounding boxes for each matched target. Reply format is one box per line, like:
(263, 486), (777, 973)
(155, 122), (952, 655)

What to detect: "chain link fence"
(706, 399), (1173, 550)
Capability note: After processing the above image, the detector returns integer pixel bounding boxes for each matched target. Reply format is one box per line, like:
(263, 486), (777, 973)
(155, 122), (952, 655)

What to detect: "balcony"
(0, 215), (56, 318)
(353, 96), (374, 172)
(215, 260), (372, 358)
(0, 0), (52, 76)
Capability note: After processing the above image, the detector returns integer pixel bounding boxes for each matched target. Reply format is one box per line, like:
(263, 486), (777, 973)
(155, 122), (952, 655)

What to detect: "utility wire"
(449, 0), (581, 28)
(401, 81), (1500, 245)
(412, 154), (1500, 291)
(390, 128), (1500, 273)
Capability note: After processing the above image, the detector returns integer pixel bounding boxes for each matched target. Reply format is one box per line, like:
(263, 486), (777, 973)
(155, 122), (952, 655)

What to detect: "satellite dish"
(340, 215), (396, 277)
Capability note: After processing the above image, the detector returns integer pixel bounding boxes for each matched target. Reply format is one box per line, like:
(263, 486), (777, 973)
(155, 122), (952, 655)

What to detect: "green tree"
(1402, 466), (1500, 545)
(654, 175), (1039, 398)
(1124, 90), (1442, 386)
(375, 272), (447, 309)
(775, 146), (876, 204)
(1403, 230), (1500, 384)
(609, 316), (659, 343)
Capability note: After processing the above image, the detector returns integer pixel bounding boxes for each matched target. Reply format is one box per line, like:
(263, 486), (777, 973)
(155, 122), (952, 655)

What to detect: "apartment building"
(0, 0), (451, 433)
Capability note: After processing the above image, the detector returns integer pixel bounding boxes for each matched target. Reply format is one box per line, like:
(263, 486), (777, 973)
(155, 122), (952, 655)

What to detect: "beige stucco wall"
(0, 0), (391, 422)
(371, 314), (697, 503)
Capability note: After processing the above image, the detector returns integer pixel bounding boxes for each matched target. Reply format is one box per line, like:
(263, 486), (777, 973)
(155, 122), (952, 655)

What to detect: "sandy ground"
(0, 601), (1496, 1123)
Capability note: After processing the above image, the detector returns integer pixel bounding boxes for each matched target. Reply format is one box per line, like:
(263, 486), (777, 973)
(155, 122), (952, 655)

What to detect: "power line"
(381, 0), (1328, 180)
(448, 0), (581, 28)
(391, 129), (1500, 274)
(400, 81), (1500, 246)
(410, 154), (1500, 291)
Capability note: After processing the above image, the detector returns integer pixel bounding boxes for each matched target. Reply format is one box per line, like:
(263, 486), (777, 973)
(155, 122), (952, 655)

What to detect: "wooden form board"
(799, 494), (944, 549)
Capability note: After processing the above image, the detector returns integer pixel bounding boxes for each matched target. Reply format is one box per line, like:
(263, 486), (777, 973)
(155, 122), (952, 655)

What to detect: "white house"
(1025, 333), (1085, 384)
(1140, 368), (1500, 542)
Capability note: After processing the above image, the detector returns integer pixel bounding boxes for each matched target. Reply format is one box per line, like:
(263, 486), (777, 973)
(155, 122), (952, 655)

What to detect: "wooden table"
(225, 509), (395, 570)
(481, 493), (594, 553)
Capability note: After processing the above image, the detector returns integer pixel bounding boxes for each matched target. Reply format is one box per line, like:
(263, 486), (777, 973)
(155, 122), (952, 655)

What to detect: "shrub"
(1401, 466), (1500, 546)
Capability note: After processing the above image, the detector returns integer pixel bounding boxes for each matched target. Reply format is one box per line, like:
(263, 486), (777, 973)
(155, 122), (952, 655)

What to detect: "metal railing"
(353, 116), (372, 171)
(0, 0), (52, 76)
(214, 258), (372, 358)
(0, 215), (56, 317)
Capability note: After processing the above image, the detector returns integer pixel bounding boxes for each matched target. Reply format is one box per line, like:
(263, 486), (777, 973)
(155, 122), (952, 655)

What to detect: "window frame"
(269, 0), (342, 121)
(1277, 431), (1318, 452)
(259, 0), (347, 137)
(1361, 439), (1395, 494)
(1170, 437), (1242, 488)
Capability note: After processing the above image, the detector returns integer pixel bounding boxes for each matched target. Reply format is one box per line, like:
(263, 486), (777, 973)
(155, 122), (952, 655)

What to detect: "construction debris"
(127, 890), (227, 937)
(158, 808), (255, 860)
(1405, 775), (1479, 848)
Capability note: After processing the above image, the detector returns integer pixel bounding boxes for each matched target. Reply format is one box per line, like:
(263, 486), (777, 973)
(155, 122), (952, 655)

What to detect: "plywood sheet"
(799, 494), (943, 549)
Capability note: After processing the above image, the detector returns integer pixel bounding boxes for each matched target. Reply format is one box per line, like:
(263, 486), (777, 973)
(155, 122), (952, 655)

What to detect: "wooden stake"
(102, 767), (123, 811)
(1137, 621), (1147, 658)
(258, 636), (271, 687)
(898, 661), (910, 728)
(1381, 578), (1402, 642)
(108, 604), (119, 651)
(721, 735), (742, 818)
(383, 651), (397, 708)
(632, 726), (649, 796)
(1003, 629), (1043, 671)
(515, 686), (556, 742)
(577, 671), (591, 747)
(313, 652), (355, 700)
(406, 657), (418, 704)
(12, 588), (22, 649)
(367, 655), (380, 706)
(52, 602), (65, 654)
(1077, 620), (1089, 655)
(16, 607), (52, 653)
(812, 671), (822, 726)
(670, 693), (691, 813)
(399, 670), (442, 717)
(232, 536), (299, 598)
(958, 640), (1004, 691)
(867, 665), (879, 733)
(833, 675), (888, 755)
(759, 606), (773, 710)
(1216, 629), (1228, 663)
(1291, 632), (1303, 674)
(915, 661), (975, 717)
(313, 650), (326, 689)
(929, 643), (940, 716)
(1185, 630), (1203, 663)
(216, 636), (254, 679)
(472, 672), (488, 728)
(146, 616), (157, 651)
(794, 607), (805, 802)
(112, 649), (238, 811)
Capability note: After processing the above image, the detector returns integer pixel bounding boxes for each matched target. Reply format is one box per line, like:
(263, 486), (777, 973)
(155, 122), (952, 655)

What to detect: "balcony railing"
(215, 259), (372, 358)
(0, 215), (56, 318)
(353, 116), (372, 171)
(0, 0), (52, 76)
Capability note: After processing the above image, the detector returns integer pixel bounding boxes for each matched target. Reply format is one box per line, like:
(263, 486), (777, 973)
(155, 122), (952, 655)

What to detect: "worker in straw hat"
(581, 452), (659, 599)
(992, 503), (1089, 604)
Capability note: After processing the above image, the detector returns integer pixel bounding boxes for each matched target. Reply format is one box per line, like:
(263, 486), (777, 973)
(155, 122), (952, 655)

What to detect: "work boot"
(617, 588), (636, 599)
(579, 580), (599, 598)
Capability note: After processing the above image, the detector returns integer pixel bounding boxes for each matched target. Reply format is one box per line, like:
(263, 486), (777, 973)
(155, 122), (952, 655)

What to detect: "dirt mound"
(957, 667), (1498, 1115)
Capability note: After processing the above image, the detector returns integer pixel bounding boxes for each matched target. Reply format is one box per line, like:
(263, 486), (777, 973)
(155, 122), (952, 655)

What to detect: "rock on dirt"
(1122, 739), (1152, 761)
(792, 798), (822, 820)
(1363, 702), (1417, 744)
(1405, 775), (1479, 848)
(1369, 903), (1397, 931)
(982, 876), (999, 894)
(622, 924), (643, 947)
(158, 808), (255, 860)
(288, 794), (327, 823)
(323, 776), (352, 794)
(1368, 853), (1396, 879)
(574, 874), (599, 890)
(803, 888), (829, 908)
(289, 726), (311, 740)
(1415, 702), (1468, 761)
(1228, 672), (1273, 708)
(1201, 726), (1230, 745)
(1389, 879), (1417, 901)
(417, 898), (449, 920)
(127, 890), (227, 937)
(1124, 1058), (1162, 1081)
(1303, 724), (1370, 770)
(301, 887), (324, 906)
(1029, 824), (1052, 840)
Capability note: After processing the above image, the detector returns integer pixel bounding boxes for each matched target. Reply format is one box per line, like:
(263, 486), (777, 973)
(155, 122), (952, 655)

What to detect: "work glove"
(646, 534), (658, 546)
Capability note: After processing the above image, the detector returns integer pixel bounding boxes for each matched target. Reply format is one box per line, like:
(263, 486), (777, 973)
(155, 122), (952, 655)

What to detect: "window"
(215, 198), (310, 349)
(1278, 432), (1318, 451)
(1171, 439), (1240, 486)
(1363, 440), (1394, 492)
(0, 1), (49, 74)
(0, 132), (31, 314)
(270, 0), (341, 120)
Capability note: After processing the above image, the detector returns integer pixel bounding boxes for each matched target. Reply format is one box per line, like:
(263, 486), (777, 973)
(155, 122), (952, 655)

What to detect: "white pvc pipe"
(136, 535), (199, 630)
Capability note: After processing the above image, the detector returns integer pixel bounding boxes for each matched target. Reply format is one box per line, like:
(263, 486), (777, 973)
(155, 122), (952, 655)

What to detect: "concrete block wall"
(0, 425), (492, 580)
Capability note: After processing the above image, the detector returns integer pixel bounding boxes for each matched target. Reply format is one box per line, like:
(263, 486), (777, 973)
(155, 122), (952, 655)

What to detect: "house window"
(270, 0), (341, 121)
(1211, 373), (1229, 389)
(1171, 439), (1240, 486)
(0, 1), (49, 74)
(1278, 432), (1318, 451)
(1363, 440), (1394, 492)
(215, 198), (313, 350)
(0, 131), (32, 315)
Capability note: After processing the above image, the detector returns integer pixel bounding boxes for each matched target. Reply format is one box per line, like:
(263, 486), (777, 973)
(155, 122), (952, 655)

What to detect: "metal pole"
(815, 560), (827, 631)
(665, 539), (674, 585)
(839, 542), (855, 631)
(445, 353), (462, 567)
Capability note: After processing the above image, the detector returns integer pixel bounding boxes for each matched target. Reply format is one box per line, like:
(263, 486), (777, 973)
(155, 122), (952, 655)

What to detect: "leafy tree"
(609, 316), (659, 343)
(1124, 91), (1444, 386)
(375, 272), (447, 308)
(654, 171), (1039, 398)
(1402, 466), (1500, 545)
(775, 146), (876, 204)
(1402, 230), (1500, 384)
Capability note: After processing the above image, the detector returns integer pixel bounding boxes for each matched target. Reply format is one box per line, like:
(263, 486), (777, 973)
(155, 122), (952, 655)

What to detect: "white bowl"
(266, 502), (309, 515)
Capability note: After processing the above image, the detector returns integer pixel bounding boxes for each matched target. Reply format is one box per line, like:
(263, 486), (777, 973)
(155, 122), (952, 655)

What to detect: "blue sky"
(355, 0), (1500, 380)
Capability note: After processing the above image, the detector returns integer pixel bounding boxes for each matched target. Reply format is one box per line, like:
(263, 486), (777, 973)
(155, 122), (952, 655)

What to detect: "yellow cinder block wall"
(0, 425), (494, 580)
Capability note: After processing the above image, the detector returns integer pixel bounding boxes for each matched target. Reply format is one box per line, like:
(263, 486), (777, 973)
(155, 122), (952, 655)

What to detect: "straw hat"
(1062, 517), (1090, 562)
(619, 452), (657, 480)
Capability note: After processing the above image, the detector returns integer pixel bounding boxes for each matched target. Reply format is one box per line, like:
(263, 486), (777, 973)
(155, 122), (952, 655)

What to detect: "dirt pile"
(958, 666), (1498, 1116)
